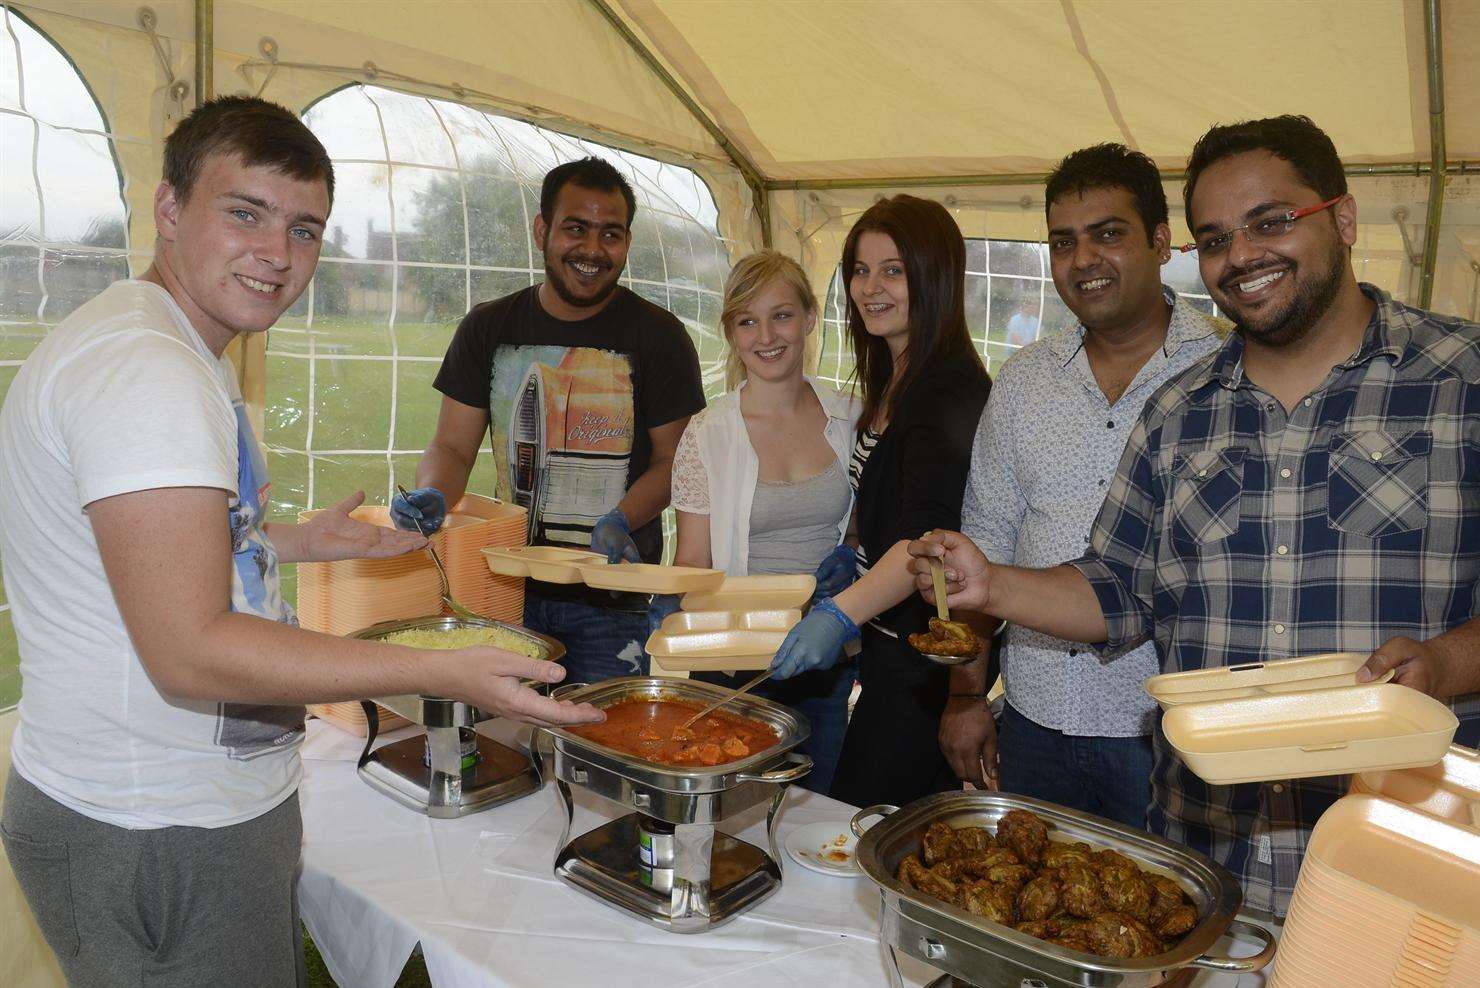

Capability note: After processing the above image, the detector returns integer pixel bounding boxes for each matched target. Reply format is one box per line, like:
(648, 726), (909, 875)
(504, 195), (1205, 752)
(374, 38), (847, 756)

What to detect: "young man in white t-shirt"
(0, 96), (602, 986)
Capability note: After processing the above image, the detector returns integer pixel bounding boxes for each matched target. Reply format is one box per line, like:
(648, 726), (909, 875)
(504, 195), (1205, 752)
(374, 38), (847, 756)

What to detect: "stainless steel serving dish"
(541, 676), (812, 820)
(351, 615), (566, 818)
(851, 792), (1275, 988)
(539, 677), (814, 932)
(354, 614), (567, 725)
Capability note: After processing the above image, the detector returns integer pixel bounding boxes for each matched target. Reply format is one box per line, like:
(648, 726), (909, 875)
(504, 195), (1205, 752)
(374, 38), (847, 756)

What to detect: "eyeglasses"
(1178, 195), (1345, 256)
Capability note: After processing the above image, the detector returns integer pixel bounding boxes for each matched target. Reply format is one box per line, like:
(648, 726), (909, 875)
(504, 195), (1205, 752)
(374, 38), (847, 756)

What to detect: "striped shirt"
(850, 426), (881, 575)
(1070, 284), (1480, 917)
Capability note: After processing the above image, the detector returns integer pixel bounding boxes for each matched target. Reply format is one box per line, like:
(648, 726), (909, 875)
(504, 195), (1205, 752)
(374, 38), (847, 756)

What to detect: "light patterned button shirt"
(963, 289), (1224, 736)
(1070, 284), (1480, 917)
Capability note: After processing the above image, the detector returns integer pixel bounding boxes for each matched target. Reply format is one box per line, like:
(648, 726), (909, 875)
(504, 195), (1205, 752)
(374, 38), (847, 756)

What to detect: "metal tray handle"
(1190, 919), (1277, 972)
(734, 752), (812, 785)
(850, 803), (900, 838)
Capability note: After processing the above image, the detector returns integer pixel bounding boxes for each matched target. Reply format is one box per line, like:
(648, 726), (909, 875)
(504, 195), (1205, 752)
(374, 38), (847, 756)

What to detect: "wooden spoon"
(915, 555), (978, 666)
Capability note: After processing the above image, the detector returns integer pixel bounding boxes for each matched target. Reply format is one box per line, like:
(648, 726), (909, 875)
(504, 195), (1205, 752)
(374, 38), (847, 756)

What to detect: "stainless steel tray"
(852, 792), (1275, 988)
(352, 614), (565, 727)
(541, 677), (811, 794)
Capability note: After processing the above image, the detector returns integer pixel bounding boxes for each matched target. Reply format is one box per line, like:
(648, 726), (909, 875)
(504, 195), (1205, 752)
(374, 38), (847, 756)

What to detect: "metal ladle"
(396, 484), (481, 622)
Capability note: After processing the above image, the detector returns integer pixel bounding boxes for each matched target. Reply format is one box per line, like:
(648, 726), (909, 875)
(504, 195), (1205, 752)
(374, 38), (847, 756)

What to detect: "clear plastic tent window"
(265, 84), (734, 598)
(0, 8), (132, 711)
(815, 243), (1216, 390)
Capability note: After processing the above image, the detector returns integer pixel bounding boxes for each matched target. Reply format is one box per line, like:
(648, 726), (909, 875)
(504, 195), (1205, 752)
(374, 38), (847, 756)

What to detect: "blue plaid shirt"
(1070, 284), (1480, 918)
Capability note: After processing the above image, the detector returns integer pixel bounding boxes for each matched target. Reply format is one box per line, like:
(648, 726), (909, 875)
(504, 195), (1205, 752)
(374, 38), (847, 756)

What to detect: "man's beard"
(1223, 242), (1346, 349)
(544, 253), (620, 311)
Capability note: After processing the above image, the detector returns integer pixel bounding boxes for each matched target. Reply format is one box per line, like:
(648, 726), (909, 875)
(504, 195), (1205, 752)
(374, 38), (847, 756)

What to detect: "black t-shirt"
(434, 285), (705, 607)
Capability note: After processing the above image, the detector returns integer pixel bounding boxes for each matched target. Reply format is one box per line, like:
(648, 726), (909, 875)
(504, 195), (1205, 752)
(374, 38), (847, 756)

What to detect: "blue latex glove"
(770, 597), (861, 680)
(591, 507), (641, 564)
(647, 594), (682, 636)
(390, 486), (447, 533)
(811, 543), (858, 601)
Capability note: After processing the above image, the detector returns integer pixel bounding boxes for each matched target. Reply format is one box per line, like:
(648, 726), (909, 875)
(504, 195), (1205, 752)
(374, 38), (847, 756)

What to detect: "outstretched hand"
(449, 648), (605, 728)
(300, 491), (428, 562)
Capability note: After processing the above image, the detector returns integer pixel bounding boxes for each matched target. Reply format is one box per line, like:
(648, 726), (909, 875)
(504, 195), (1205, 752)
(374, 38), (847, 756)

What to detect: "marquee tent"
(2, 3), (1479, 982)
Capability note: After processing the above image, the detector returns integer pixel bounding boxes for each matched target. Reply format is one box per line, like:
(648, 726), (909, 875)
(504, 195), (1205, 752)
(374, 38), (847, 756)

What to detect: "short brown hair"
(720, 251), (817, 387)
(163, 95), (334, 204)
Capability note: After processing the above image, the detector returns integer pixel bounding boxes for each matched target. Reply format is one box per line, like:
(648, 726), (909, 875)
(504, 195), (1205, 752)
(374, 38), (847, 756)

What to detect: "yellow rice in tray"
(381, 626), (545, 658)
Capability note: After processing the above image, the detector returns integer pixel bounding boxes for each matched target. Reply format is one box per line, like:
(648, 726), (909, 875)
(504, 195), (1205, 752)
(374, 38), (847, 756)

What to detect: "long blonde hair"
(720, 250), (818, 389)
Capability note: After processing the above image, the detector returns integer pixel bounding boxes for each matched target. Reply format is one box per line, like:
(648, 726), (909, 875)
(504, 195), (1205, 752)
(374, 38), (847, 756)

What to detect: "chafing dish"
(537, 677), (812, 933)
(851, 792), (1276, 988)
(352, 615), (565, 818)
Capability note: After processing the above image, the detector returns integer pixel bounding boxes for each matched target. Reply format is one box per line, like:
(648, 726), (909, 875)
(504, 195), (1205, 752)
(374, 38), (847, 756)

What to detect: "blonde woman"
(652, 250), (858, 793)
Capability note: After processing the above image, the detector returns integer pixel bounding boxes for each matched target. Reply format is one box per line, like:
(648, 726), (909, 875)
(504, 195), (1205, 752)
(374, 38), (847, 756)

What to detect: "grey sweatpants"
(1, 769), (306, 988)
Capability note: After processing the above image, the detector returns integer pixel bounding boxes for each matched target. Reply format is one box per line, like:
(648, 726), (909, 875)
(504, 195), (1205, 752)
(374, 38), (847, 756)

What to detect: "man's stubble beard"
(1229, 240), (1347, 350)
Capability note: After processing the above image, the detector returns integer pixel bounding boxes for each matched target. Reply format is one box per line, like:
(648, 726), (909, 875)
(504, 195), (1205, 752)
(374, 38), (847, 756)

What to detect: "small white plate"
(784, 820), (863, 877)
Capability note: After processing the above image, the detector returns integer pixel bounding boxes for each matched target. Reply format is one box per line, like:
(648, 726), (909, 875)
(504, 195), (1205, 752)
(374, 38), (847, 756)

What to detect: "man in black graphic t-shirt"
(394, 157), (704, 683)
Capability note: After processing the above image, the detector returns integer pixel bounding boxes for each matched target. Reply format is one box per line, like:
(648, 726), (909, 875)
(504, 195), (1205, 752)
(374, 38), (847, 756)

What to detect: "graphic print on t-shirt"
(488, 344), (635, 547)
(216, 399), (305, 760)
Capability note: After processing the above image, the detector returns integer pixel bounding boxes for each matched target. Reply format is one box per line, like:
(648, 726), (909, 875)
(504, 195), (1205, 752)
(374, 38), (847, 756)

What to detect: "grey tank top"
(746, 458), (851, 576)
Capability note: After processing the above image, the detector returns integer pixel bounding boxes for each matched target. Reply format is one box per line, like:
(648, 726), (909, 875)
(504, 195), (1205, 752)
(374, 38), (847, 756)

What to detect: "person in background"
(1004, 305), (1039, 348)
(910, 115), (1480, 919)
(394, 157), (705, 685)
(0, 97), (600, 987)
(655, 250), (859, 794)
(941, 144), (1224, 822)
(768, 195), (992, 809)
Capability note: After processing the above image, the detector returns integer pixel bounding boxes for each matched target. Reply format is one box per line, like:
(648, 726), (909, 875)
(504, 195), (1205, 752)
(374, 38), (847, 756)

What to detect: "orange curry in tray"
(569, 698), (779, 767)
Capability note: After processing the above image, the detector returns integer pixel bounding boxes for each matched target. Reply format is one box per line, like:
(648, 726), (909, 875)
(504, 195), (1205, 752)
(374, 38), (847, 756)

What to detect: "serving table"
(296, 719), (1279, 988)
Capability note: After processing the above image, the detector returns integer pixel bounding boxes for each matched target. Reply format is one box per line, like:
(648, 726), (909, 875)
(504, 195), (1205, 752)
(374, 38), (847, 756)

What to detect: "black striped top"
(850, 427), (881, 574)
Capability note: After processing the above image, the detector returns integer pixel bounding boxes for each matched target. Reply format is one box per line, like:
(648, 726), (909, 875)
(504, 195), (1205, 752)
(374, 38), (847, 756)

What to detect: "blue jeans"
(692, 661), (856, 796)
(523, 595), (651, 686)
(997, 701), (1154, 831)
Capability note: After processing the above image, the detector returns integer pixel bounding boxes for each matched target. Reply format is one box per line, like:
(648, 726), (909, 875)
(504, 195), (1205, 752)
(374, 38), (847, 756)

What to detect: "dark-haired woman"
(770, 195), (991, 808)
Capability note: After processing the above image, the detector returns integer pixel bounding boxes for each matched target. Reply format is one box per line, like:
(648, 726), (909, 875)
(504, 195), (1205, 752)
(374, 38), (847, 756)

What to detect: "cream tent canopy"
(12, 0), (1480, 320)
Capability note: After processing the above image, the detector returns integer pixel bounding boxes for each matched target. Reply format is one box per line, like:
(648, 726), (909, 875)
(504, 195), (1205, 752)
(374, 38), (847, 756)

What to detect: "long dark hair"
(842, 195), (985, 433)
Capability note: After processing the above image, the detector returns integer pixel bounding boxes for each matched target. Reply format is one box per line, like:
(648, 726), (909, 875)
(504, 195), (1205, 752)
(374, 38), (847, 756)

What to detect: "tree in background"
(400, 157), (529, 324)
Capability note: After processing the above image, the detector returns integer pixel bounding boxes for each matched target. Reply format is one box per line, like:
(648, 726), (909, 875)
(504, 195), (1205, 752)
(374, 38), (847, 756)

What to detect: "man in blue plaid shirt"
(910, 115), (1480, 919)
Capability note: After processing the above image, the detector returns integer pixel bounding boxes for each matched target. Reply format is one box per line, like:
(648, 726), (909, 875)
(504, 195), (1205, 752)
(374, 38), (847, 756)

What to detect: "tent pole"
(767, 161), (1475, 192)
(584, 0), (772, 247)
(1417, 0), (1446, 309)
(194, 0), (213, 106)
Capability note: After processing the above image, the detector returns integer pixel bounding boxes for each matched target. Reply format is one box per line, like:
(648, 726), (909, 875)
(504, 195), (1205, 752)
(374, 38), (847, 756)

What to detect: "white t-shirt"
(0, 280), (302, 829)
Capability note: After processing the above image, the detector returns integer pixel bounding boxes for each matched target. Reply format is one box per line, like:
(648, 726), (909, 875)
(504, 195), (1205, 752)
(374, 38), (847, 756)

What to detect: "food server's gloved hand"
(390, 487), (447, 533)
(647, 594), (682, 636)
(591, 507), (641, 564)
(811, 543), (858, 602)
(770, 597), (860, 680)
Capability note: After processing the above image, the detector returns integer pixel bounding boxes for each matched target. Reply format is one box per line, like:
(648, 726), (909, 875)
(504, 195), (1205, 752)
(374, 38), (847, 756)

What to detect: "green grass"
(305, 927), (431, 987)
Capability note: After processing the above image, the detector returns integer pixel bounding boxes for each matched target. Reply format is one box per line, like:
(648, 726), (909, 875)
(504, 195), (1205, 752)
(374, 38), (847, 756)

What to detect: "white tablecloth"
(296, 720), (1276, 988)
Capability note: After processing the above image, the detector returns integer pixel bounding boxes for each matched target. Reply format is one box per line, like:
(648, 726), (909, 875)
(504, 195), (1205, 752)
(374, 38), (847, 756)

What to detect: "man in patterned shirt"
(911, 115), (1480, 919)
(941, 145), (1222, 828)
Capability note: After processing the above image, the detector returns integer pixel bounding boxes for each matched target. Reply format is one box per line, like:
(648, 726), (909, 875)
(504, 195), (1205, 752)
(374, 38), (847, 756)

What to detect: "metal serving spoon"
(396, 484), (481, 622)
(677, 667), (772, 732)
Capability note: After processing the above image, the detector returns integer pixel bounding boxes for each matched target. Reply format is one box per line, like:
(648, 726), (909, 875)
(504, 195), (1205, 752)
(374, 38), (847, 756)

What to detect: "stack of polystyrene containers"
(1270, 745), (1480, 987)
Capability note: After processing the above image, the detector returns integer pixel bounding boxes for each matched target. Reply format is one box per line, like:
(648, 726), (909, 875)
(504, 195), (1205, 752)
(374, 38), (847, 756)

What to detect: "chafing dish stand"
(539, 677), (813, 933)
(353, 617), (564, 818)
(357, 697), (540, 818)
